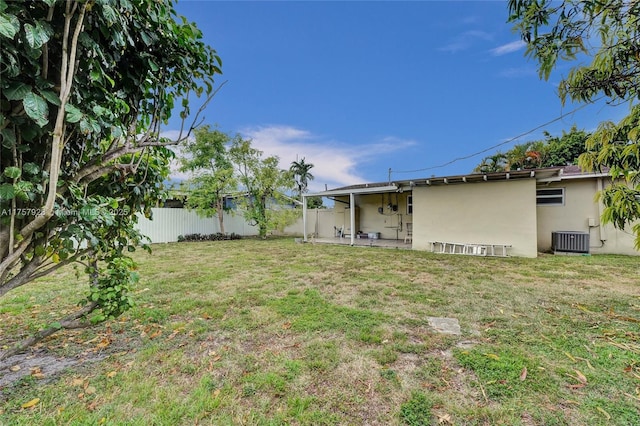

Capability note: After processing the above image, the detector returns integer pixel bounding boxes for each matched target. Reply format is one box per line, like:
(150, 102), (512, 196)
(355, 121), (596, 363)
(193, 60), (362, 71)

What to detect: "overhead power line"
(391, 99), (604, 176)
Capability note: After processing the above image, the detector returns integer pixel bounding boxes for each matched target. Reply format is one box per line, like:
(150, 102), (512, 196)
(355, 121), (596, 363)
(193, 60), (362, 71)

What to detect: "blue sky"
(166, 0), (629, 191)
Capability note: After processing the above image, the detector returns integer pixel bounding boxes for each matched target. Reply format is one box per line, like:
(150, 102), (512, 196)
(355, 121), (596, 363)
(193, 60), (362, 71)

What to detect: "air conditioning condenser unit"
(552, 231), (590, 254)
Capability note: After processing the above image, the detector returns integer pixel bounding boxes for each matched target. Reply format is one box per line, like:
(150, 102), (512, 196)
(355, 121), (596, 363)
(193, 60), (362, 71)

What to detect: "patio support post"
(302, 194), (308, 242)
(349, 192), (355, 246)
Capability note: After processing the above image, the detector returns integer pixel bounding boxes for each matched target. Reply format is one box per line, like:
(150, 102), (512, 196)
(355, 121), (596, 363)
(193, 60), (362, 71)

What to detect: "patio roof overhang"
(306, 184), (399, 198)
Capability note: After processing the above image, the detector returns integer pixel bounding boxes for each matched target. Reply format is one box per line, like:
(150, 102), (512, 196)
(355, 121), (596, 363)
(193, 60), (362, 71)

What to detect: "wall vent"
(552, 231), (590, 254)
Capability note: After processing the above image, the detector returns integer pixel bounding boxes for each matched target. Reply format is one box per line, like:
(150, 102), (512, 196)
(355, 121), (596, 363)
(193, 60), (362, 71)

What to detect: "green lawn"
(1, 239), (639, 425)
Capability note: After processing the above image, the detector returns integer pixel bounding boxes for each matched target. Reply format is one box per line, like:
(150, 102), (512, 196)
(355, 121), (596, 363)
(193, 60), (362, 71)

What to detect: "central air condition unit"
(552, 231), (590, 254)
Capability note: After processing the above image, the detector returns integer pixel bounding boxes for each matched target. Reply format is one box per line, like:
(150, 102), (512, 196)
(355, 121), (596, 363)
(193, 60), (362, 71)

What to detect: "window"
(407, 195), (413, 214)
(536, 188), (564, 205)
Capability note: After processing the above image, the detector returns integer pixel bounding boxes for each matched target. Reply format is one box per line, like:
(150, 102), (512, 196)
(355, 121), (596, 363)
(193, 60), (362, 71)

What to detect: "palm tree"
(474, 153), (507, 173)
(289, 157), (315, 199)
(506, 142), (532, 171)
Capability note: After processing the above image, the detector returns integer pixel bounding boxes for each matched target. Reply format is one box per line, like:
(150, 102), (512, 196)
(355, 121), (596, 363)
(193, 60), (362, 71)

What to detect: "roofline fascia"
(537, 172), (610, 183)
(308, 184), (399, 197)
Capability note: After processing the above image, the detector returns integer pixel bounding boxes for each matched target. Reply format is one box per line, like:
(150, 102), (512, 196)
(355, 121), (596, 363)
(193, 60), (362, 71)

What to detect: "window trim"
(407, 195), (413, 215)
(536, 187), (565, 206)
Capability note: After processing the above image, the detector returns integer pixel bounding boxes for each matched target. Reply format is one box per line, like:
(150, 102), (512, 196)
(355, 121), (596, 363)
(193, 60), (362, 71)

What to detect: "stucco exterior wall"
(536, 178), (638, 255)
(412, 179), (538, 257)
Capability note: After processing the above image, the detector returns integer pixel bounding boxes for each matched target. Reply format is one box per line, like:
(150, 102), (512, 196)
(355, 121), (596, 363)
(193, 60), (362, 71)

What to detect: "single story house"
(301, 166), (638, 257)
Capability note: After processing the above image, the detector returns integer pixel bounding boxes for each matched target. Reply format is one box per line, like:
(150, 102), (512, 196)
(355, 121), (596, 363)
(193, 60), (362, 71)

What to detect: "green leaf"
(14, 180), (34, 199)
(23, 92), (49, 127)
(0, 127), (16, 146)
(22, 162), (40, 175)
(90, 68), (102, 82)
(34, 245), (45, 256)
(4, 166), (21, 179)
(24, 22), (51, 49)
(65, 104), (83, 123)
(0, 12), (19, 39)
(0, 183), (15, 200)
(37, 89), (61, 106)
(3, 83), (31, 101)
(79, 205), (99, 221)
(102, 4), (117, 25)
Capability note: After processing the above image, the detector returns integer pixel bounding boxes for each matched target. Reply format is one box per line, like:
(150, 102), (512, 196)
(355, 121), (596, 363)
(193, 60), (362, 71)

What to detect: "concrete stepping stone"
(427, 317), (461, 335)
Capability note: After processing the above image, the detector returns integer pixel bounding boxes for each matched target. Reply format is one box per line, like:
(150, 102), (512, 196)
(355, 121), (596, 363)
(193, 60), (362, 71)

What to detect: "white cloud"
(240, 125), (416, 191)
(490, 40), (526, 56)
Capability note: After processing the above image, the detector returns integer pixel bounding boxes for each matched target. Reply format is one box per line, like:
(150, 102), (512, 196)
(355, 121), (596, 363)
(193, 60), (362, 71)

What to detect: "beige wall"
(536, 178), (638, 255)
(412, 179), (538, 257)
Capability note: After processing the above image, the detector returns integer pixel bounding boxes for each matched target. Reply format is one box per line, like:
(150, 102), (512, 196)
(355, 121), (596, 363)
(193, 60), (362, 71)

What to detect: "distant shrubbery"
(177, 233), (242, 242)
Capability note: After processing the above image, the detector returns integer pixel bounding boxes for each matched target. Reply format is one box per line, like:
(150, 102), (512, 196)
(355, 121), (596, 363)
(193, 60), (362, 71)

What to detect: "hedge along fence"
(177, 233), (242, 242)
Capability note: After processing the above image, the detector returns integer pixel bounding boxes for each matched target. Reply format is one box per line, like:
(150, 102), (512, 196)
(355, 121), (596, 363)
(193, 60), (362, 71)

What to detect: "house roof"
(307, 166), (610, 197)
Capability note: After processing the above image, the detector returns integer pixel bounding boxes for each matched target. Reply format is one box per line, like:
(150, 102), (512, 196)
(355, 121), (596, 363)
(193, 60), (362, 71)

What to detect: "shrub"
(177, 233), (241, 242)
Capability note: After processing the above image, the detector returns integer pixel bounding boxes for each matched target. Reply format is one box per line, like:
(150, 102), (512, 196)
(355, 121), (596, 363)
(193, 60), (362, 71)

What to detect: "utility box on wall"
(552, 231), (590, 254)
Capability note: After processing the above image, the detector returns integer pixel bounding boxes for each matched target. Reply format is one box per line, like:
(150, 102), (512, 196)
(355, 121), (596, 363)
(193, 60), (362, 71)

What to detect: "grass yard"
(1, 238), (639, 425)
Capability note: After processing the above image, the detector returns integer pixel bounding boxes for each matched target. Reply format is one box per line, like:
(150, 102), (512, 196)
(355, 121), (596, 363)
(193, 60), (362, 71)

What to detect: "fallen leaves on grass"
(437, 413), (453, 424)
(574, 369), (588, 384)
(31, 366), (45, 379)
(21, 398), (40, 409)
(519, 366), (528, 381)
(596, 406), (611, 420)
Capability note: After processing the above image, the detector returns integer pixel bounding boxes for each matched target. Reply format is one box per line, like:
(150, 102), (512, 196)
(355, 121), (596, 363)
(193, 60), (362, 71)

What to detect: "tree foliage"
(228, 138), (297, 238)
(0, 0), (221, 358)
(289, 158), (322, 208)
(508, 0), (640, 248)
(474, 127), (590, 172)
(179, 126), (236, 234)
(289, 157), (314, 199)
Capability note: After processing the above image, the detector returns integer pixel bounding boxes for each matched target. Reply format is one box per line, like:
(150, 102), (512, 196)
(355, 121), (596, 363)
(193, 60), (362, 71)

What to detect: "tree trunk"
(216, 199), (225, 235)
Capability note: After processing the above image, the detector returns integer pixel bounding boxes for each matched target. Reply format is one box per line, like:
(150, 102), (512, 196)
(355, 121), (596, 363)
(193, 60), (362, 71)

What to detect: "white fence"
(135, 208), (335, 243)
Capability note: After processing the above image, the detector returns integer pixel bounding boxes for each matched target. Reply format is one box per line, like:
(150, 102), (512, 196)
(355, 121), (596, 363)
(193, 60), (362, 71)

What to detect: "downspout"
(302, 194), (308, 242)
(350, 192), (355, 246)
(597, 177), (607, 242)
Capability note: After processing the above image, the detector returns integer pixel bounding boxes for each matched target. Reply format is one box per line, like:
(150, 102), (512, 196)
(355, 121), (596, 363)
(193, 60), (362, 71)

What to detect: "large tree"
(0, 0), (221, 358)
(508, 0), (640, 248)
(179, 126), (236, 234)
(228, 138), (297, 238)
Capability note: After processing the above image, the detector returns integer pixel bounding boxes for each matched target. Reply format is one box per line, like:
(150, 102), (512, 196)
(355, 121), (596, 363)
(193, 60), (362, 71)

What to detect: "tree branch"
(0, 301), (98, 361)
(11, 3), (87, 254)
